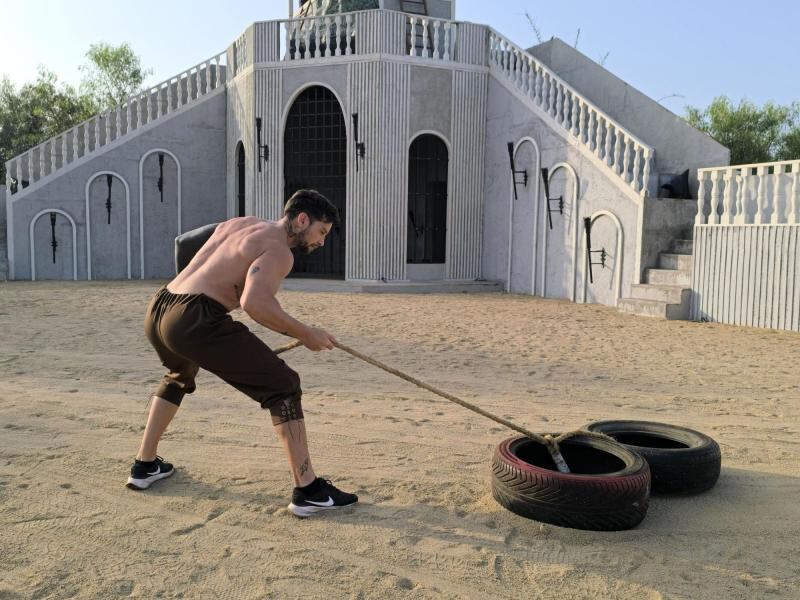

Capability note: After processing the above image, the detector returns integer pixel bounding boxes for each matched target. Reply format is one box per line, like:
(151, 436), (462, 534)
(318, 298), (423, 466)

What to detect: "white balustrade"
(701, 160), (800, 225)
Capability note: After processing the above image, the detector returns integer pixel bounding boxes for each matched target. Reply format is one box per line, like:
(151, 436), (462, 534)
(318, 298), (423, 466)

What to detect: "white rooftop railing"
(696, 160), (800, 225)
(5, 52), (227, 197)
(487, 29), (654, 197)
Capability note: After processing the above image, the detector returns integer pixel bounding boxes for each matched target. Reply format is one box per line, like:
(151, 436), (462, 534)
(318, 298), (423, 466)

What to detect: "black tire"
(491, 434), (651, 531)
(585, 420), (721, 494)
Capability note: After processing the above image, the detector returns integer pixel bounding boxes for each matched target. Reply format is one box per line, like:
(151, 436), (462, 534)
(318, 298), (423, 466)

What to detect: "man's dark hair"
(284, 189), (340, 225)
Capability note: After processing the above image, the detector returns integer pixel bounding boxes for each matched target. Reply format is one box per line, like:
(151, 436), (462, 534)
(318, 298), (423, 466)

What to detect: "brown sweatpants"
(144, 286), (303, 424)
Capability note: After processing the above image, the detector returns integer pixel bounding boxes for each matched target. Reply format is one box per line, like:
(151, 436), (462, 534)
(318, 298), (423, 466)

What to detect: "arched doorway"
(407, 133), (448, 265)
(283, 86), (346, 278)
(236, 142), (246, 217)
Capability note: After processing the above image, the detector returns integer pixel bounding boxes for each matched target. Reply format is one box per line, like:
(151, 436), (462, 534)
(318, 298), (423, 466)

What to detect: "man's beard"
(290, 226), (316, 255)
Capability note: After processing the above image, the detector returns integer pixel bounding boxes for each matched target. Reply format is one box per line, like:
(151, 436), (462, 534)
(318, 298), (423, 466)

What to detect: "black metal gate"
(283, 86), (347, 278)
(236, 142), (246, 217)
(408, 134), (448, 263)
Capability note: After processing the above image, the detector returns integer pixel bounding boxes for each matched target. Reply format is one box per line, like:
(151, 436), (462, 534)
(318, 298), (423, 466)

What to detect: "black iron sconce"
(583, 217), (607, 284)
(351, 113), (365, 172)
(49, 212), (58, 264)
(105, 174), (113, 225)
(255, 117), (269, 172)
(9, 177), (18, 194)
(506, 142), (528, 200)
(541, 168), (563, 230)
(156, 152), (165, 202)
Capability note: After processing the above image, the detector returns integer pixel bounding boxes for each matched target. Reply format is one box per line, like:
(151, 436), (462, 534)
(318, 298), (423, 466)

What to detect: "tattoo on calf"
(299, 458), (309, 477)
(250, 266), (260, 275)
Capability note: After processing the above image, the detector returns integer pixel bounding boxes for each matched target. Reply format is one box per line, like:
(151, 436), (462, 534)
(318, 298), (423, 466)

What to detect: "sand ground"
(0, 280), (798, 599)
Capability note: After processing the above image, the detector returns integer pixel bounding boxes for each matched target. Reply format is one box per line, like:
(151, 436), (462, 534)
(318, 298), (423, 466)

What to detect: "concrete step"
(659, 252), (693, 271)
(645, 268), (692, 286)
(630, 284), (690, 304)
(670, 239), (694, 255)
(618, 298), (690, 320)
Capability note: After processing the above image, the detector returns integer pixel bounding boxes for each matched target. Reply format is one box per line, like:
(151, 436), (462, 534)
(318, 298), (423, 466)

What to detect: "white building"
(3, 1), (798, 330)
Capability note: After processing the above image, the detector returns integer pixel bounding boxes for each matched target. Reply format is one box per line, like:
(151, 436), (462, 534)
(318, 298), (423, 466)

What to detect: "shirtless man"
(126, 189), (358, 517)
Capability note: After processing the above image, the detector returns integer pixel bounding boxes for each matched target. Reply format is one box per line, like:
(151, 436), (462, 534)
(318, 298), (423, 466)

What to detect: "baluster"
(790, 162), (800, 224)
(49, 140), (56, 173)
(312, 17), (320, 58)
(106, 109), (113, 143)
(345, 14), (352, 56)
(195, 67), (201, 98)
(771, 164), (785, 224)
(139, 93), (147, 125)
(429, 20), (439, 60)
(525, 57), (533, 96)
(62, 133), (69, 167)
(709, 171), (723, 225)
(732, 168), (746, 224)
(549, 80), (557, 117)
(604, 124), (614, 167)
(419, 18), (428, 58)
(572, 99), (581, 136)
(530, 61), (538, 100)
(166, 80), (173, 114)
(37, 144), (45, 178)
(629, 145), (641, 191)
(443, 22), (451, 61)
(73, 126), (80, 158)
(159, 85), (165, 118)
(205, 60), (212, 92)
(84, 122), (91, 155)
(113, 106), (120, 137)
(94, 116), (101, 148)
(722, 168), (735, 224)
(641, 150), (652, 196)
(695, 172), (707, 224)
(620, 135), (631, 179)
(303, 19), (311, 59)
(214, 55), (221, 86)
(755, 165), (768, 224)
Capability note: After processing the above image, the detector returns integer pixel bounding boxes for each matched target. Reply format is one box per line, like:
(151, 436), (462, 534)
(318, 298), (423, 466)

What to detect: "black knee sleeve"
(266, 393), (304, 425)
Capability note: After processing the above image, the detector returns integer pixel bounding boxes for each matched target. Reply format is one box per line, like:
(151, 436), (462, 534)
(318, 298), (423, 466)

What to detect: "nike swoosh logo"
(146, 468), (161, 476)
(306, 497), (334, 507)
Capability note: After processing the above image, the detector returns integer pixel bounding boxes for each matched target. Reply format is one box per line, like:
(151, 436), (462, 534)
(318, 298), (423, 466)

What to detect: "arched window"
(408, 134), (448, 264)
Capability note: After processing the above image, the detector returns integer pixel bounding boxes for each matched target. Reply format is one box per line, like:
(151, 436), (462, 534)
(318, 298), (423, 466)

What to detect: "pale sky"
(1, 0), (798, 115)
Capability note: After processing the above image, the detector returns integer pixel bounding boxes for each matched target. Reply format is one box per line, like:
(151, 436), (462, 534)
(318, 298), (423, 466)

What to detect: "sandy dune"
(1, 280), (798, 599)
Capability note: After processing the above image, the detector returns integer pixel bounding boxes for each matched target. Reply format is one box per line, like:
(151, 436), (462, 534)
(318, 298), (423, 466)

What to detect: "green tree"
(685, 96), (799, 164)
(0, 68), (97, 182)
(80, 42), (152, 109)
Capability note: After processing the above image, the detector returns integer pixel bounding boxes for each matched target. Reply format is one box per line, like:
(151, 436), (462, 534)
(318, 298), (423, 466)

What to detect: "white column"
(621, 135), (631, 179)
(722, 168), (735, 224)
(755, 165), (768, 224)
(631, 146), (642, 190)
(709, 171), (722, 225)
(62, 133), (69, 167)
(790, 161), (800, 224)
(695, 171), (707, 224)
(433, 20), (441, 60)
(604, 125), (614, 167)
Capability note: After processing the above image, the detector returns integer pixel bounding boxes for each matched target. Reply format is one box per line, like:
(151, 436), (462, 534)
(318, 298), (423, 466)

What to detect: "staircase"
(617, 237), (693, 319)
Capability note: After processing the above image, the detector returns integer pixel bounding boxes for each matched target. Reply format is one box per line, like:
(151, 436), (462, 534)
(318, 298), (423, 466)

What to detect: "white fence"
(692, 224), (799, 331)
(696, 160), (800, 225)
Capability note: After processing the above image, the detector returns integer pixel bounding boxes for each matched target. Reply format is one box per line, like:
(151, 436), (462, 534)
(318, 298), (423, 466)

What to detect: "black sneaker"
(288, 478), (358, 517)
(126, 456), (175, 490)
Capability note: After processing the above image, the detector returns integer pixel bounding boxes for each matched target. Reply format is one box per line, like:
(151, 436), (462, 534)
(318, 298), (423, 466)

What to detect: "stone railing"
(696, 160), (800, 225)
(487, 30), (653, 197)
(255, 10), (470, 64)
(5, 52), (227, 197)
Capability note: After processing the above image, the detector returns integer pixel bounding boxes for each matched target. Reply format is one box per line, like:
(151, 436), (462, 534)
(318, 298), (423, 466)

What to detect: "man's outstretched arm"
(239, 251), (335, 351)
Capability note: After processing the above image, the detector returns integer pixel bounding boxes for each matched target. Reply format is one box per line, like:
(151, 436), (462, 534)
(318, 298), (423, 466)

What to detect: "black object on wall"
(157, 152), (165, 202)
(351, 113), (365, 171)
(542, 168), (564, 230)
(506, 142), (528, 201)
(256, 117), (270, 172)
(583, 217), (607, 284)
(105, 174), (113, 224)
(49, 212), (58, 264)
